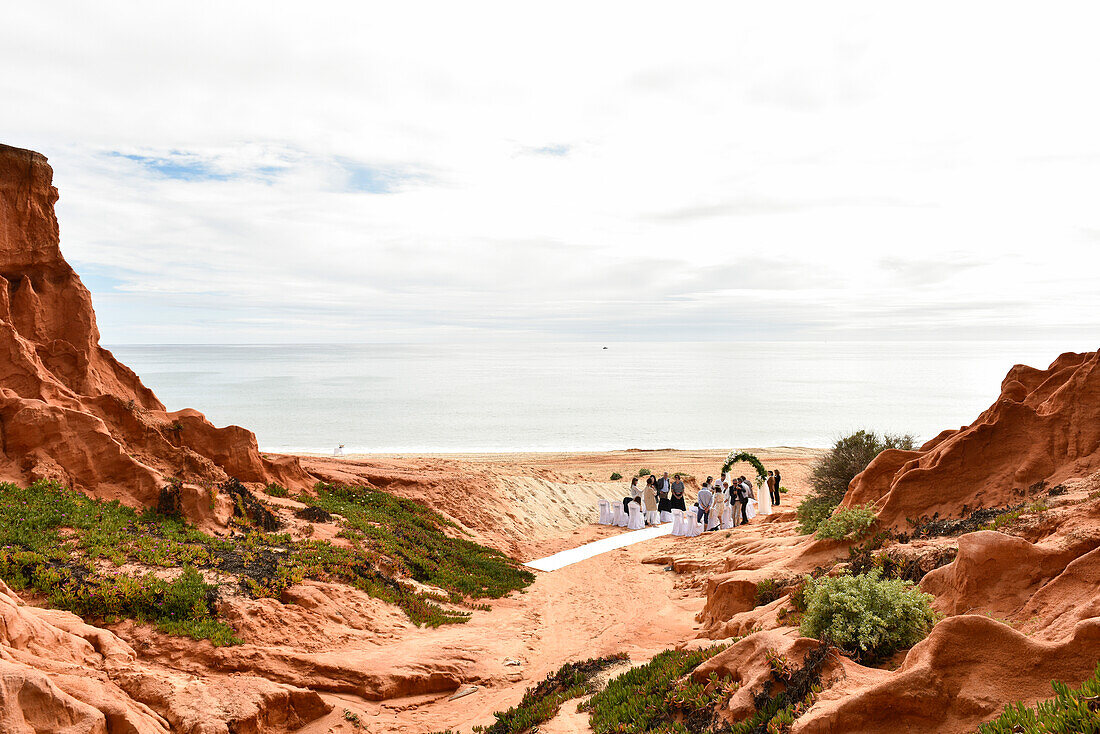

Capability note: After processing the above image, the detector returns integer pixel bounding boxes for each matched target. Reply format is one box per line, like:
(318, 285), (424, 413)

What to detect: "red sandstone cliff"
(842, 349), (1100, 528)
(0, 143), (309, 505)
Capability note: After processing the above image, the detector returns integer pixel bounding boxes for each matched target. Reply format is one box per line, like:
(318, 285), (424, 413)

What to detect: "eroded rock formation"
(0, 143), (309, 506)
(844, 349), (1100, 528)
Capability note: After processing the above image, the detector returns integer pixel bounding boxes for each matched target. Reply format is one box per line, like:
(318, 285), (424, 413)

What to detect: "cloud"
(3, 1), (1100, 344)
(525, 144), (571, 157)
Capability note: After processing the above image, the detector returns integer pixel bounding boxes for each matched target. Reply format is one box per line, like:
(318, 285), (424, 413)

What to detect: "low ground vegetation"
(263, 483), (290, 498)
(0, 479), (533, 644)
(585, 646), (732, 733)
(730, 643), (831, 734)
(464, 654), (628, 734)
(978, 660), (1100, 732)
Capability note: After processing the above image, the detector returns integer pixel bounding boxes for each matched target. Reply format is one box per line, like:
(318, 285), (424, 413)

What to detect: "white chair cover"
(670, 509), (684, 536)
(616, 503), (629, 527)
(684, 512), (700, 537)
(611, 503), (623, 527)
(646, 510), (660, 525)
(746, 498), (758, 520)
(627, 503), (644, 530)
(721, 503), (735, 529)
(598, 499), (612, 525)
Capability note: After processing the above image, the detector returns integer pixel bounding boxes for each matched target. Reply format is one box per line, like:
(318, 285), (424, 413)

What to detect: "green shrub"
(978, 660), (1100, 732)
(799, 570), (935, 663)
(798, 430), (915, 534)
(610, 472), (623, 481)
(638, 468), (652, 477)
(585, 646), (731, 733)
(814, 505), (877, 541)
(468, 654), (628, 734)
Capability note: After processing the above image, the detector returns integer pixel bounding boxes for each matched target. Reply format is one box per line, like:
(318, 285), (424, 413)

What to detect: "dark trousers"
(770, 484), (780, 505)
(740, 498), (749, 524)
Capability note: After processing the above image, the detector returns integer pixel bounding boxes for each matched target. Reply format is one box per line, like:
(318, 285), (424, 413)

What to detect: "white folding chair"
(670, 509), (684, 536)
(627, 503), (644, 530)
(683, 512), (699, 537)
(598, 499), (612, 525)
(615, 503), (629, 527)
(646, 509), (660, 525)
(721, 503), (735, 529)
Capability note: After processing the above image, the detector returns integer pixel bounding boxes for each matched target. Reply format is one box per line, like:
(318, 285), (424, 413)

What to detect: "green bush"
(610, 472), (623, 481)
(799, 570), (935, 663)
(637, 468), (651, 477)
(585, 646), (731, 733)
(814, 505), (877, 541)
(978, 660), (1100, 733)
(798, 430), (915, 534)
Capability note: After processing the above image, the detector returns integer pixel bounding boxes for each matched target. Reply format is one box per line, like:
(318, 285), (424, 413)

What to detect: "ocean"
(108, 341), (1087, 454)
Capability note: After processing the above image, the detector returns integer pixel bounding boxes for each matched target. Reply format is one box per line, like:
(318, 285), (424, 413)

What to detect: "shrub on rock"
(814, 505), (877, 541)
(798, 430), (915, 534)
(799, 570), (935, 663)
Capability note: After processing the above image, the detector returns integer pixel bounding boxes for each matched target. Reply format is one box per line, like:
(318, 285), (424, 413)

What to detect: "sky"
(3, 2), (1099, 345)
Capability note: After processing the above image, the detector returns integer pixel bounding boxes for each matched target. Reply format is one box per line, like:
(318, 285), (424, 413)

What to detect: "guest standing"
(729, 478), (743, 526)
(656, 474), (672, 518)
(624, 477), (642, 515)
(734, 477), (750, 525)
(697, 477), (714, 529)
(773, 469), (782, 505)
(643, 476), (658, 523)
(670, 475), (687, 511)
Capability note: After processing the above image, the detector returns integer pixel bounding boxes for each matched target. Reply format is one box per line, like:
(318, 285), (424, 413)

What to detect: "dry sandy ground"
(292, 448), (822, 733)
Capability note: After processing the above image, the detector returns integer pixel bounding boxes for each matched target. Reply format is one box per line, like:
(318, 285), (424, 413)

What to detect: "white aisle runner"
(524, 523), (675, 572)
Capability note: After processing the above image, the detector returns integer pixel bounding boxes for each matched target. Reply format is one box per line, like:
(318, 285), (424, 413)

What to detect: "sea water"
(108, 341), (1089, 454)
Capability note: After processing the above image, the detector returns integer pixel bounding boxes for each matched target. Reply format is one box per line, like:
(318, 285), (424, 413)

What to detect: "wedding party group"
(608, 469), (783, 533)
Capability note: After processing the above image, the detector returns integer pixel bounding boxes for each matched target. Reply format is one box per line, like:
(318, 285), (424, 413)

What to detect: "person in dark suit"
(773, 469), (782, 505)
(669, 475), (686, 511)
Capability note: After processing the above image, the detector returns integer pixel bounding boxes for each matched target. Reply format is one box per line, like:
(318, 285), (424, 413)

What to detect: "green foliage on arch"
(722, 451), (767, 481)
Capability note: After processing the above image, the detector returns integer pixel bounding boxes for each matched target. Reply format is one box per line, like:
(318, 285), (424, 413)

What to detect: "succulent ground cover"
(585, 646), (734, 733)
(463, 654), (630, 734)
(979, 660), (1100, 733)
(0, 478), (534, 644)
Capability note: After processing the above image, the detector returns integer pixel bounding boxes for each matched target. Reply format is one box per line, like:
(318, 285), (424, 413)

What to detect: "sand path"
(303, 527), (701, 733)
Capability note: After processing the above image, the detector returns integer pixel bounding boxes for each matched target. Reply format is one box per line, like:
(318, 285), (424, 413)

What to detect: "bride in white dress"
(756, 473), (773, 516)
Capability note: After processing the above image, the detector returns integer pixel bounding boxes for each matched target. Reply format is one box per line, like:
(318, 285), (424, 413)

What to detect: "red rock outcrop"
(0, 143), (310, 506)
(843, 349), (1100, 529)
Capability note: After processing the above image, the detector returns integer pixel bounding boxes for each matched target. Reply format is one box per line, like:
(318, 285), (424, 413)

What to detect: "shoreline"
(286, 445), (825, 461)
